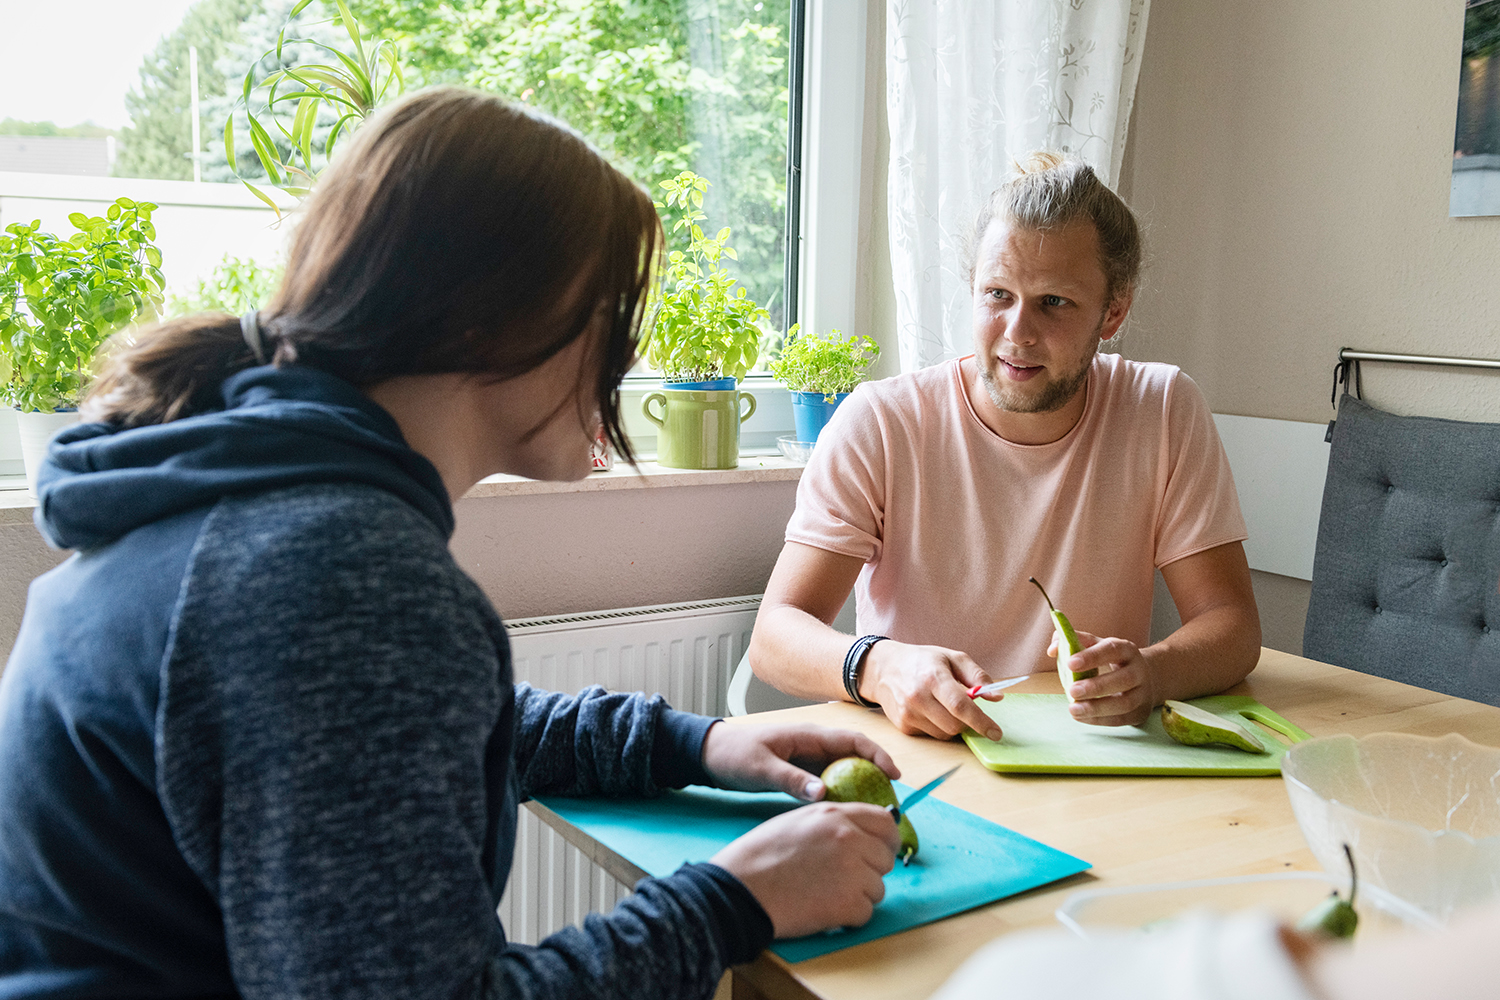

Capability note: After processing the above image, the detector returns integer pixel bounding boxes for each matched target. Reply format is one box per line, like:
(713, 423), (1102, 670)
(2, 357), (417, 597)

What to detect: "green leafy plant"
(768, 327), (880, 400)
(227, 0), (402, 209)
(643, 171), (767, 383)
(0, 199), (166, 413)
(168, 254), (284, 317)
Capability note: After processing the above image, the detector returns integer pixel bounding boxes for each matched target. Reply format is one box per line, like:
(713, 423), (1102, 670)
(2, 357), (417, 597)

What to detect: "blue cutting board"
(962, 694), (1313, 775)
(535, 782), (1089, 963)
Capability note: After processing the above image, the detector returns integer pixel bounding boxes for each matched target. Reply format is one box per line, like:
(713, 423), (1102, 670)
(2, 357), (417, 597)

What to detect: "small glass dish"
(1282, 732), (1500, 925)
(777, 435), (815, 463)
(1055, 871), (1438, 942)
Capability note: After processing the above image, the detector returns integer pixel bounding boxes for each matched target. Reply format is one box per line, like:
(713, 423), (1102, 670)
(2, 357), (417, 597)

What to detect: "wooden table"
(529, 648), (1500, 1000)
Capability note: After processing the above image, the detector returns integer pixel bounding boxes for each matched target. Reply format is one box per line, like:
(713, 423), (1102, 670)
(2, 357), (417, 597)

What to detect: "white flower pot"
(17, 410), (81, 497)
(0, 407), (23, 478)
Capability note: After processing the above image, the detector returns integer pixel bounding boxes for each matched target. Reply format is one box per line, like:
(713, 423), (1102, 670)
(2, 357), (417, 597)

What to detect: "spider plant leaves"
(227, 1), (402, 206)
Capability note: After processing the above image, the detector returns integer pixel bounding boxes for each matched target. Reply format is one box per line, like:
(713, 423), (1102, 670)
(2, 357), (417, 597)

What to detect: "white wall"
(1117, 0), (1500, 654)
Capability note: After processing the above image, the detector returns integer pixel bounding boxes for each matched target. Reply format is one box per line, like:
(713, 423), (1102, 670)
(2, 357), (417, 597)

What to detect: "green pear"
(820, 756), (919, 863)
(1298, 844), (1359, 939)
(1029, 577), (1096, 699)
(1160, 700), (1267, 753)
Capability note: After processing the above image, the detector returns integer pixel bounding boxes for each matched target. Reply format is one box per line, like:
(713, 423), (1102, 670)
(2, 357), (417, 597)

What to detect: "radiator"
(497, 595), (761, 945)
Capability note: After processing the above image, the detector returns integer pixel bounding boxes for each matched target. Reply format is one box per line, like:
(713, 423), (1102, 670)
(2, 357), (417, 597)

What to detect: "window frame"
(622, 0), (870, 460)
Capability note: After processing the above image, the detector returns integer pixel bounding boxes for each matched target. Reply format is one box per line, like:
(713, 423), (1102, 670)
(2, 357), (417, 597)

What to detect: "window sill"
(463, 456), (807, 499)
(0, 457), (810, 520)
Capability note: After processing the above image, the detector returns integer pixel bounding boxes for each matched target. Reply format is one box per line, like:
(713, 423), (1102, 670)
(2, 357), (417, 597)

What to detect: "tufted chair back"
(1304, 394), (1500, 704)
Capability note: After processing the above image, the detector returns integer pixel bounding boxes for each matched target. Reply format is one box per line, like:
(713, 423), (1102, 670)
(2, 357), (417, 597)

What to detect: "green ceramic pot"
(643, 388), (757, 469)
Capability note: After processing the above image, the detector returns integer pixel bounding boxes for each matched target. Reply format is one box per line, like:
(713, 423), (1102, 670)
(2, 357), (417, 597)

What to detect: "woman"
(0, 88), (900, 1000)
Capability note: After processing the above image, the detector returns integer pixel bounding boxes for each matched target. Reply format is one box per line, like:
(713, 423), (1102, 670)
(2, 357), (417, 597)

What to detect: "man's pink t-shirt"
(785, 352), (1248, 678)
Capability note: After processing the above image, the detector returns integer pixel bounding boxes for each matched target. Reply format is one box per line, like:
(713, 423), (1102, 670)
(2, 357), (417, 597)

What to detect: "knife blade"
(885, 763), (961, 825)
(967, 675), (1032, 699)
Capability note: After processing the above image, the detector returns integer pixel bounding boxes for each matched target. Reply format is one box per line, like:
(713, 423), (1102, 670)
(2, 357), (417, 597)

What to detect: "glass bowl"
(1054, 871), (1436, 942)
(777, 435), (815, 463)
(1281, 732), (1500, 924)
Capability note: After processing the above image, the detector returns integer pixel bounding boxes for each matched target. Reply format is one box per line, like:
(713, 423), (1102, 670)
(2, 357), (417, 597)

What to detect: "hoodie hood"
(35, 366), (453, 550)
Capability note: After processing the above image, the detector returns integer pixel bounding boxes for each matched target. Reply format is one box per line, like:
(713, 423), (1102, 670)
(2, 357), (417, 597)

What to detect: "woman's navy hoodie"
(0, 365), (770, 999)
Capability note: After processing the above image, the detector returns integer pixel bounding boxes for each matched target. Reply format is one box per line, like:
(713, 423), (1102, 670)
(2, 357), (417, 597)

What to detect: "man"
(748, 152), (1260, 742)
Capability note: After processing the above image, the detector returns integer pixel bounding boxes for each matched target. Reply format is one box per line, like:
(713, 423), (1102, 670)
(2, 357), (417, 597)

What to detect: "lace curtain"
(886, 0), (1150, 372)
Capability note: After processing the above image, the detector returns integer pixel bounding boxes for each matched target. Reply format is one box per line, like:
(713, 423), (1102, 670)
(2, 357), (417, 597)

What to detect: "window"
(2, 0), (875, 462)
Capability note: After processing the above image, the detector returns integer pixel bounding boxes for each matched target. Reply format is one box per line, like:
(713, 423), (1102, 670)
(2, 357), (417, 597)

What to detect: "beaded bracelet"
(842, 634), (888, 708)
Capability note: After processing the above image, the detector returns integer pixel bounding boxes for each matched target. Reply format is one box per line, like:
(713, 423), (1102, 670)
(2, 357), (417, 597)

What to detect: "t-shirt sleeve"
(1153, 372), (1249, 568)
(783, 384), (889, 562)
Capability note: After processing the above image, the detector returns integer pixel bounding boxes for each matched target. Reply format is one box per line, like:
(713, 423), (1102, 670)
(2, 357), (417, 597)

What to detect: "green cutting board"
(962, 694), (1312, 775)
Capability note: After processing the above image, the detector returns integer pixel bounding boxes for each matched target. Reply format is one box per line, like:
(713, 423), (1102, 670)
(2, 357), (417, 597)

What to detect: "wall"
(0, 516), (68, 659)
(451, 479), (799, 620)
(1119, 0), (1500, 653)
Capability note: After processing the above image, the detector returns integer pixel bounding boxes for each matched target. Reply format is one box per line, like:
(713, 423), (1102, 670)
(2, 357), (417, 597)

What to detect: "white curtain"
(886, 0), (1150, 372)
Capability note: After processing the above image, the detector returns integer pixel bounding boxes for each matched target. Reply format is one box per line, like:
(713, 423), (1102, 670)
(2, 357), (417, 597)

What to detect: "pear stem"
(1029, 576), (1057, 613)
(1343, 842), (1358, 908)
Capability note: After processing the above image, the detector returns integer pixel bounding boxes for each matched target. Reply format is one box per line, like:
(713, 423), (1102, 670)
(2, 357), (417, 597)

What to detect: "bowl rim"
(1053, 870), (1441, 940)
(1281, 731), (1500, 848)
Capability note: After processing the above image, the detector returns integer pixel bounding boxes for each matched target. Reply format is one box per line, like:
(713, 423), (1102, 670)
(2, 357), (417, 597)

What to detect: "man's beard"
(979, 339), (1098, 414)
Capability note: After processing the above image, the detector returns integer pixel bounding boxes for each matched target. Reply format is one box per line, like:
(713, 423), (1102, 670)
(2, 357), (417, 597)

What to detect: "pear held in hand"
(1029, 577), (1097, 700)
(820, 756), (919, 864)
(1298, 843), (1359, 940)
(1160, 700), (1267, 754)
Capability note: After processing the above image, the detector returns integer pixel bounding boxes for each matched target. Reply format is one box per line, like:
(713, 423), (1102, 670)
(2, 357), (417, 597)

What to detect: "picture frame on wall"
(1453, 0), (1500, 216)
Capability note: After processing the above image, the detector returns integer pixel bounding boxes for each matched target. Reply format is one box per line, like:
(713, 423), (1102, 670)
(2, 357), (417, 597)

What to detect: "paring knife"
(967, 675), (1032, 699)
(886, 763), (961, 865)
(886, 764), (961, 826)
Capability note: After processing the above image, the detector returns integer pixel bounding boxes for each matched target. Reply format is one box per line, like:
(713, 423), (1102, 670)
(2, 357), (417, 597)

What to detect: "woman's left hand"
(700, 722), (900, 802)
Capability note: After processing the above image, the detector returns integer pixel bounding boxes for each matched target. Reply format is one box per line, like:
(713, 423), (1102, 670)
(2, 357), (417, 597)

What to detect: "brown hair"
(963, 151), (1142, 303)
(85, 86), (660, 463)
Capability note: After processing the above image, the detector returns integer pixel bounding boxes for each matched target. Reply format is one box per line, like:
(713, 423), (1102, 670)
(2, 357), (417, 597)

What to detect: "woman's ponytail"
(83, 313), (267, 428)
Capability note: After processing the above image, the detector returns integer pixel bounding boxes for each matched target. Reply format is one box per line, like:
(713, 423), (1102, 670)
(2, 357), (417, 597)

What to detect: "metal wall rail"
(1330, 348), (1500, 414)
(1338, 348), (1500, 371)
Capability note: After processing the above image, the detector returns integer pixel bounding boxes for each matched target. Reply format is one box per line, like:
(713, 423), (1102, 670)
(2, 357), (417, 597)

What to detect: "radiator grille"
(498, 596), (760, 944)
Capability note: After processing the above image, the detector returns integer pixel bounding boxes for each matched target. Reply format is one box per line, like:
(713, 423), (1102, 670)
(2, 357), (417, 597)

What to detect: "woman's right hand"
(710, 801), (901, 938)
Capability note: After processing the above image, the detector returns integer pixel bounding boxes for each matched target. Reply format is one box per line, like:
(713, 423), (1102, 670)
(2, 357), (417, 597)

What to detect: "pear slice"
(1160, 700), (1267, 753)
(1029, 577), (1097, 701)
(821, 757), (920, 862)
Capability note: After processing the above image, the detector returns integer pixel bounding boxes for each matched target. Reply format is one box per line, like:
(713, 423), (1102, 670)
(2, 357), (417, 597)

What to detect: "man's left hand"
(1048, 629), (1157, 726)
(700, 722), (900, 801)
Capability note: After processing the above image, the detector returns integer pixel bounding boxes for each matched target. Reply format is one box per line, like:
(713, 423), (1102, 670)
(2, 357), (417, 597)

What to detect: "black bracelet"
(843, 635), (888, 708)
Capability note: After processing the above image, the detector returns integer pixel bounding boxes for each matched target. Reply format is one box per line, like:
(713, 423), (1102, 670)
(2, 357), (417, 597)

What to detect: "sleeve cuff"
(667, 862), (775, 965)
(650, 708), (718, 789)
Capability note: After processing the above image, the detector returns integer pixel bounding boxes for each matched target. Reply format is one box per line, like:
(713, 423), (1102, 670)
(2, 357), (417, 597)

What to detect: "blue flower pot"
(663, 377), (737, 392)
(790, 391), (850, 444)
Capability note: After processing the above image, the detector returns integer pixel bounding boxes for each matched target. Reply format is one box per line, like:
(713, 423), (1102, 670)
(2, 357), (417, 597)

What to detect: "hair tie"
(240, 310), (266, 364)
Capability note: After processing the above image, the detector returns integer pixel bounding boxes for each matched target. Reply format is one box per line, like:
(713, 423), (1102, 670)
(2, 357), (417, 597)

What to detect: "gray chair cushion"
(1304, 395), (1500, 704)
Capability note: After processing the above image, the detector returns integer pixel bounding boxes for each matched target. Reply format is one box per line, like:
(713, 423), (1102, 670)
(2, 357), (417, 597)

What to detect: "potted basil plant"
(0, 199), (166, 493)
(768, 327), (880, 445)
(640, 171), (765, 469)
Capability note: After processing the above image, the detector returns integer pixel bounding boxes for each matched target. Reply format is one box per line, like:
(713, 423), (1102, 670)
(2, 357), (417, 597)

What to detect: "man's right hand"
(860, 640), (1006, 742)
(711, 802), (900, 938)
